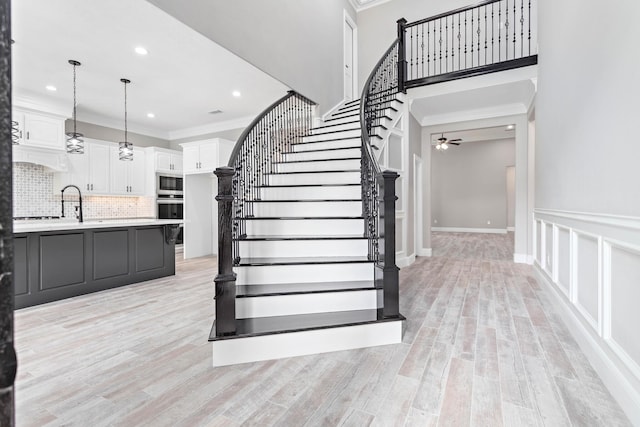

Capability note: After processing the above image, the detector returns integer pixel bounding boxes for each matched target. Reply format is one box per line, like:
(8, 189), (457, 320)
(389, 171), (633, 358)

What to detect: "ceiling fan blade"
(449, 139), (462, 142)
(449, 142), (461, 146)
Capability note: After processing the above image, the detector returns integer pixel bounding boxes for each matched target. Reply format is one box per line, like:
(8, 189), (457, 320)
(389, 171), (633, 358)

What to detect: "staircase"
(210, 96), (405, 366)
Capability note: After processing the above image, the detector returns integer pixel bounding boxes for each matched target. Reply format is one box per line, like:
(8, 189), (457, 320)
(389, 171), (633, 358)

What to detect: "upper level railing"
(399, 0), (537, 88)
(360, 39), (401, 319)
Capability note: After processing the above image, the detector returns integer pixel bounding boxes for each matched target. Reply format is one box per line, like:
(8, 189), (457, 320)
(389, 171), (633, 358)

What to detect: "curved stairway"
(210, 98), (405, 366)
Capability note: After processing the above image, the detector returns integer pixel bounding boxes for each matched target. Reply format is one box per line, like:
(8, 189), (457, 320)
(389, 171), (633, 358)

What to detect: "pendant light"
(118, 78), (133, 161)
(66, 60), (84, 153)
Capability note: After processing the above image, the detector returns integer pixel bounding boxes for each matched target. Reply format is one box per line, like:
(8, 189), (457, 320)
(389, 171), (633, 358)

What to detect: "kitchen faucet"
(61, 184), (84, 222)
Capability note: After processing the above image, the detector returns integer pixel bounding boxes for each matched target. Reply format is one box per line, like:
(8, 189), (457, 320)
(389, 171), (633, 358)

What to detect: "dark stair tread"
(343, 99), (361, 107)
(235, 216), (364, 220)
(210, 309), (405, 341)
(236, 256), (371, 266)
(245, 199), (361, 203)
(257, 183), (361, 188)
(236, 234), (366, 241)
(282, 146), (361, 155)
(273, 157), (360, 164)
(307, 126), (362, 137)
(236, 280), (378, 298)
(264, 169), (360, 175)
(296, 135), (361, 144)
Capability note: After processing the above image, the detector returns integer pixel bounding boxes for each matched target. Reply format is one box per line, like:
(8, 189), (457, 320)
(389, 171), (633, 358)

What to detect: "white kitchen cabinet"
(180, 138), (233, 175)
(154, 149), (182, 174)
(13, 108), (66, 151)
(54, 139), (110, 195)
(110, 146), (146, 195)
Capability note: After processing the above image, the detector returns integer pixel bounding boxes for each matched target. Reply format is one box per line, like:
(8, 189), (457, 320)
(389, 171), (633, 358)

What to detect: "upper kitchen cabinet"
(181, 138), (233, 175)
(147, 147), (182, 174)
(54, 139), (111, 195)
(13, 108), (66, 151)
(110, 146), (146, 195)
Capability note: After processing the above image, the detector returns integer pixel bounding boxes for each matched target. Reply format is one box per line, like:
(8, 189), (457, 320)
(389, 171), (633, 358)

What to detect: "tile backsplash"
(13, 163), (155, 219)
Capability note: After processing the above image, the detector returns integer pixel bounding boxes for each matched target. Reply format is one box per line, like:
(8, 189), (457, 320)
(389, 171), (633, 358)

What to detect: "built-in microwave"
(157, 174), (183, 196)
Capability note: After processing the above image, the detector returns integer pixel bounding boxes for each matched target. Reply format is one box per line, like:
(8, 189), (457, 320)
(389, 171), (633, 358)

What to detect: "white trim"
(343, 10), (358, 103)
(397, 253), (416, 268)
(513, 253), (533, 264)
(322, 98), (349, 121)
(414, 155), (424, 257)
(168, 115), (254, 141)
(572, 230), (601, 334)
(348, 0), (395, 12)
(533, 265), (640, 426)
(432, 227), (508, 234)
(419, 103), (527, 127)
(507, 226), (515, 231)
(211, 319), (403, 366)
(418, 247), (433, 257)
(534, 208), (640, 231)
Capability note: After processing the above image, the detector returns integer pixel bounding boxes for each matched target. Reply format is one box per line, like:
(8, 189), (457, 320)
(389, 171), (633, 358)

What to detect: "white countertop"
(14, 218), (183, 233)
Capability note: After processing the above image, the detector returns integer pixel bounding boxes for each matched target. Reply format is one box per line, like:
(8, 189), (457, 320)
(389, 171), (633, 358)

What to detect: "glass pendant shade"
(11, 120), (20, 145)
(118, 78), (133, 161)
(66, 60), (84, 154)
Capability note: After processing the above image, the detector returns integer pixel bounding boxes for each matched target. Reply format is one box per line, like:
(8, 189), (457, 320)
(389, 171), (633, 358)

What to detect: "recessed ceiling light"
(232, 91), (241, 97)
(135, 46), (148, 55)
(147, 113), (155, 118)
(46, 85), (57, 91)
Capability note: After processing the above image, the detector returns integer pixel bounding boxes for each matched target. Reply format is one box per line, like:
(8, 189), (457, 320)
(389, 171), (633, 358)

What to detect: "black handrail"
(406, 0), (501, 27)
(359, 39), (401, 318)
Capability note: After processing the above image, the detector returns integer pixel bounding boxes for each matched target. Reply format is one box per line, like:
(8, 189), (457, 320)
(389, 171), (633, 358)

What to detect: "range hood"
(13, 145), (69, 172)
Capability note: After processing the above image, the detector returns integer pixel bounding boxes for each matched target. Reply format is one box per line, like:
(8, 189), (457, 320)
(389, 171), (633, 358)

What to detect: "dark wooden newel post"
(380, 170), (400, 318)
(214, 167), (236, 336)
(397, 18), (408, 94)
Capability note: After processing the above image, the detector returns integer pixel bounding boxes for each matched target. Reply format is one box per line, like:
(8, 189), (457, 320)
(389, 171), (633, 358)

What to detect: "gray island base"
(14, 222), (181, 309)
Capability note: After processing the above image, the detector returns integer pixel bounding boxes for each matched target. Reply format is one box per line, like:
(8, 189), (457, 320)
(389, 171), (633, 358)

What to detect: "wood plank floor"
(14, 233), (632, 426)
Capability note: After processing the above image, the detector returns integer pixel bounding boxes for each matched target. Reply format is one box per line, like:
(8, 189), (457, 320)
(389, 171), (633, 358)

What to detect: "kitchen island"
(13, 219), (183, 309)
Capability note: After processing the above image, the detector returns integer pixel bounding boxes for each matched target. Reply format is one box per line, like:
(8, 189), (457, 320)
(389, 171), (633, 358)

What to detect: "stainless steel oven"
(157, 174), (183, 196)
(157, 196), (183, 244)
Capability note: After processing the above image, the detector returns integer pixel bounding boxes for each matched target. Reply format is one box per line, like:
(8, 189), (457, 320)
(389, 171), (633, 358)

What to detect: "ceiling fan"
(435, 133), (462, 150)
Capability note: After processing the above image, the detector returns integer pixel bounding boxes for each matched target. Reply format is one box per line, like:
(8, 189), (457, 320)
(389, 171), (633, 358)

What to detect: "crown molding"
(349, 0), (395, 12)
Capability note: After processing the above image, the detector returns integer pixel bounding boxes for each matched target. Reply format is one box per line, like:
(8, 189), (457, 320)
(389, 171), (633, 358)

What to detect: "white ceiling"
(11, 0), (290, 140)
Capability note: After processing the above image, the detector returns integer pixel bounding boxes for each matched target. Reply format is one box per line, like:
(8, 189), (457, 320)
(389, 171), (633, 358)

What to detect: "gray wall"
(431, 139), (515, 230)
(148, 0), (356, 114)
(406, 113), (422, 255)
(536, 0), (640, 216)
(65, 120), (170, 149)
(357, 0), (470, 91)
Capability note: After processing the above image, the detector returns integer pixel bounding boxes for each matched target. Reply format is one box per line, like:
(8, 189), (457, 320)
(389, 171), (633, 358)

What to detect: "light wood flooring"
(14, 233), (631, 426)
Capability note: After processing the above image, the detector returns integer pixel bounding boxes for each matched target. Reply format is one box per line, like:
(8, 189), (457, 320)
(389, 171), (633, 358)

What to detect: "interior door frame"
(343, 10), (358, 101)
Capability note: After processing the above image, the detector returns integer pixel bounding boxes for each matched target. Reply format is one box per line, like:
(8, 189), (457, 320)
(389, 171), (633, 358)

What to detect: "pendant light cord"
(72, 63), (77, 135)
(123, 80), (128, 143)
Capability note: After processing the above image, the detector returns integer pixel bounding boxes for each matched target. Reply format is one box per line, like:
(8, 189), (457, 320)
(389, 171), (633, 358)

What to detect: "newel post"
(397, 18), (408, 94)
(380, 170), (400, 318)
(214, 167), (236, 336)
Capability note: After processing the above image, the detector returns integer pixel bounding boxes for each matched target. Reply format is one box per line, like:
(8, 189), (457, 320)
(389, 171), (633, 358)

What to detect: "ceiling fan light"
(442, 143), (448, 150)
(435, 144), (441, 150)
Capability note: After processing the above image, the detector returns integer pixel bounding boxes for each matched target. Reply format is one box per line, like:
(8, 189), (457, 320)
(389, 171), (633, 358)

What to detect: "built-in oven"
(157, 174), (183, 196)
(157, 196), (183, 244)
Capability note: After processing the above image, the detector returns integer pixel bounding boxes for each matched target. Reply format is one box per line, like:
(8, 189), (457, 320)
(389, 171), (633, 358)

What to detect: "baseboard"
(417, 247), (432, 257)
(432, 227), (507, 234)
(513, 253), (533, 264)
(397, 253), (416, 268)
(533, 265), (640, 425)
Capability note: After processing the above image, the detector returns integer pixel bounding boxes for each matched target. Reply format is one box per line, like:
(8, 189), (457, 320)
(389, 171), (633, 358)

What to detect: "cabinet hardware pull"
(26, 131), (29, 139)
(87, 184), (89, 190)
(91, 184), (93, 190)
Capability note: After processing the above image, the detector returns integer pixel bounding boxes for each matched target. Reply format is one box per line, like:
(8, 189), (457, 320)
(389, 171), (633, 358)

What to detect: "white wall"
(431, 138), (515, 231)
(148, 0), (356, 114)
(535, 0), (640, 423)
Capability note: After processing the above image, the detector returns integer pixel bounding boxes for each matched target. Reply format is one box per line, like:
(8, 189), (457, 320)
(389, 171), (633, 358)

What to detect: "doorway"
(343, 12), (357, 101)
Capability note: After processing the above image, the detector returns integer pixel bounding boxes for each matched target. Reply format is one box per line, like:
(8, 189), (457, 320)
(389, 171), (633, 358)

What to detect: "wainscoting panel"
(574, 231), (600, 331)
(556, 226), (571, 297)
(533, 209), (640, 424)
(607, 242), (640, 379)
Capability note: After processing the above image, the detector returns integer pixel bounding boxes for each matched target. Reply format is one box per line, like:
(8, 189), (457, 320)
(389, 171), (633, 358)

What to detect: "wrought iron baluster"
(520, 0), (524, 57)
(491, 3), (495, 64)
(445, 16), (449, 72)
(499, 1), (503, 61)
(528, 0), (531, 55)
(513, 0), (517, 58)
(438, 18), (442, 74)
(477, 7), (481, 66)
(484, 6), (488, 65)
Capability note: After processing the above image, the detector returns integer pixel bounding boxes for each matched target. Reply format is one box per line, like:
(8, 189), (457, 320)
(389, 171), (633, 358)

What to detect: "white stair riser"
(211, 320), (403, 366)
(277, 159), (360, 173)
(236, 290), (379, 318)
(259, 186), (361, 200)
(323, 115), (360, 126)
(235, 262), (373, 284)
(310, 122), (360, 134)
(238, 239), (367, 258)
(284, 148), (361, 161)
(333, 107), (359, 117)
(269, 171), (359, 186)
(302, 129), (361, 143)
(245, 218), (364, 236)
(252, 201), (362, 217)
(293, 138), (360, 152)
